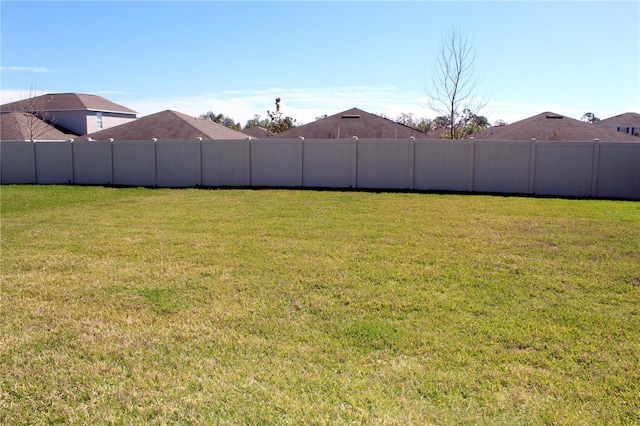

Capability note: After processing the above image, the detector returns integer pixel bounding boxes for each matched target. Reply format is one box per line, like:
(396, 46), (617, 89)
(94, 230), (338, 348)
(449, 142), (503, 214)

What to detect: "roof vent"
(546, 113), (563, 119)
(342, 114), (360, 119)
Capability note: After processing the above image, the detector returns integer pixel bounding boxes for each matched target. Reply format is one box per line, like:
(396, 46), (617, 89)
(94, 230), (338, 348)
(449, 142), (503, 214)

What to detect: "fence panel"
(414, 140), (471, 191)
(35, 141), (73, 184)
(112, 140), (156, 187)
(156, 140), (201, 188)
(2, 139), (639, 200)
(251, 139), (302, 187)
(73, 140), (112, 185)
(357, 139), (413, 189)
(201, 140), (250, 187)
(303, 139), (355, 188)
(1, 141), (36, 184)
(473, 141), (532, 194)
(596, 142), (640, 199)
(533, 141), (595, 197)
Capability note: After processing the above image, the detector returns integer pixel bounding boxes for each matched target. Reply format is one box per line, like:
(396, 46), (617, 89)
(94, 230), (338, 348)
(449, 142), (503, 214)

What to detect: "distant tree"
(433, 115), (451, 129)
(426, 25), (487, 139)
(458, 108), (489, 137)
(581, 112), (600, 123)
(244, 114), (270, 129)
(201, 111), (241, 130)
(493, 119), (507, 127)
(315, 114), (328, 121)
(266, 98), (297, 134)
(395, 113), (433, 133)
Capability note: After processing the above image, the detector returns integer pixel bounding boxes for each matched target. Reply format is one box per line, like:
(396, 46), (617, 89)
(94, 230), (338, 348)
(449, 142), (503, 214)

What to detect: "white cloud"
(123, 86), (439, 125)
(0, 66), (52, 73)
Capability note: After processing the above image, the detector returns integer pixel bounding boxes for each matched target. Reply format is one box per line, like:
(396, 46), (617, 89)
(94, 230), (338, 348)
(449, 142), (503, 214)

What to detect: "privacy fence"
(1, 138), (639, 200)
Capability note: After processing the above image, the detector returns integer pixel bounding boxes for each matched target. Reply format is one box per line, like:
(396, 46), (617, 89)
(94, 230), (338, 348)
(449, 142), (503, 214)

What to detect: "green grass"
(1, 185), (639, 425)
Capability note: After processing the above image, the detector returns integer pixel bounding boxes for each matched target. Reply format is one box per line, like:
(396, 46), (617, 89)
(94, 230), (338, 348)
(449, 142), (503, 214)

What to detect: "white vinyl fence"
(1, 138), (639, 200)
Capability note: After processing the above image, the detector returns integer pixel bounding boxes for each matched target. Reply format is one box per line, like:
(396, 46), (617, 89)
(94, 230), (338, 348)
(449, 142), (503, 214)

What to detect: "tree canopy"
(200, 111), (241, 131)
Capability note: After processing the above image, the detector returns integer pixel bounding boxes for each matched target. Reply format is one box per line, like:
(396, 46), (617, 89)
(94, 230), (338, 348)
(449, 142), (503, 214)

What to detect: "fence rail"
(2, 138), (639, 199)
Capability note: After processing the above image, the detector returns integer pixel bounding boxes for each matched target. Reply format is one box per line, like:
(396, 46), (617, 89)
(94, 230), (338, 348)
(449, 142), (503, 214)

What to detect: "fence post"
(67, 140), (74, 184)
(529, 138), (537, 194)
(590, 138), (600, 197)
(352, 136), (358, 188)
(298, 136), (304, 187)
(32, 140), (38, 184)
(468, 139), (475, 192)
(409, 136), (415, 190)
(197, 137), (203, 187)
(247, 138), (253, 187)
(152, 138), (158, 187)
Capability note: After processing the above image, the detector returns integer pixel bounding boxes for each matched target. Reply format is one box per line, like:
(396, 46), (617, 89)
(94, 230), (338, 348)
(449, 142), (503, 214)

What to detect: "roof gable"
(270, 108), (435, 139)
(1, 93), (137, 115)
(81, 110), (249, 141)
(595, 112), (640, 127)
(470, 112), (639, 142)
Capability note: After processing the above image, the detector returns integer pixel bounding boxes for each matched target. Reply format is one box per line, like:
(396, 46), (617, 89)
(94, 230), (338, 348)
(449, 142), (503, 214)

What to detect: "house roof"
(0, 112), (78, 141)
(469, 112), (640, 142)
(595, 112), (640, 127)
(269, 108), (436, 139)
(0, 93), (137, 115)
(240, 126), (270, 139)
(80, 110), (250, 141)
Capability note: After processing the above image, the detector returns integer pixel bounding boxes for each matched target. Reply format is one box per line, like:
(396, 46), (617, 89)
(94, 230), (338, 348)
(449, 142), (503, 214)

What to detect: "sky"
(1, 1), (638, 126)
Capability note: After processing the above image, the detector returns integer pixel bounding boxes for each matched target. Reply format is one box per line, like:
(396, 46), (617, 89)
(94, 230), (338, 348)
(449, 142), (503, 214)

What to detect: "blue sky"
(1, 1), (638, 126)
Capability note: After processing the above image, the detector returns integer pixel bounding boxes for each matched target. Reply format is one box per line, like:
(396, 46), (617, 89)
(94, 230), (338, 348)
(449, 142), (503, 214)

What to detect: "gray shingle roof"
(0, 112), (77, 141)
(81, 110), (250, 141)
(595, 112), (640, 127)
(1, 93), (137, 115)
(469, 112), (639, 142)
(269, 108), (436, 139)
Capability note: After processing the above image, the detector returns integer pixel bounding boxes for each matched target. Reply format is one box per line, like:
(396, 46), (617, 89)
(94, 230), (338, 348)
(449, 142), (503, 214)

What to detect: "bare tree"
(426, 25), (487, 139)
(9, 82), (54, 141)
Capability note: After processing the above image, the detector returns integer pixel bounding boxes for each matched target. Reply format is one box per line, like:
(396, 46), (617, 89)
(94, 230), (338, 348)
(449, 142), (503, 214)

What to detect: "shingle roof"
(240, 126), (269, 139)
(0, 93), (137, 115)
(80, 110), (250, 141)
(469, 112), (639, 142)
(0, 112), (77, 141)
(595, 112), (640, 127)
(269, 108), (436, 139)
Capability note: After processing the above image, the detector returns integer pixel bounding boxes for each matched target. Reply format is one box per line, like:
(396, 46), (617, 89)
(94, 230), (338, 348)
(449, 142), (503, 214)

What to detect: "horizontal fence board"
(73, 140), (112, 185)
(1, 141), (35, 184)
(596, 143), (640, 199)
(156, 140), (201, 188)
(533, 142), (595, 197)
(473, 141), (532, 194)
(112, 140), (156, 187)
(35, 141), (73, 184)
(201, 140), (250, 187)
(414, 140), (471, 191)
(303, 139), (355, 188)
(357, 139), (412, 189)
(251, 140), (302, 187)
(1, 138), (638, 200)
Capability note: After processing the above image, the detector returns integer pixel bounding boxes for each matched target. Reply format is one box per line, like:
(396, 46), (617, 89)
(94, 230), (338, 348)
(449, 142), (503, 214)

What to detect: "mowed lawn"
(1, 185), (639, 425)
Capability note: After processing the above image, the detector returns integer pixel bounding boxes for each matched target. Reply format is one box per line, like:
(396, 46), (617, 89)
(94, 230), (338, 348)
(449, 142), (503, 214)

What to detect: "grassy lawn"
(1, 185), (639, 425)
